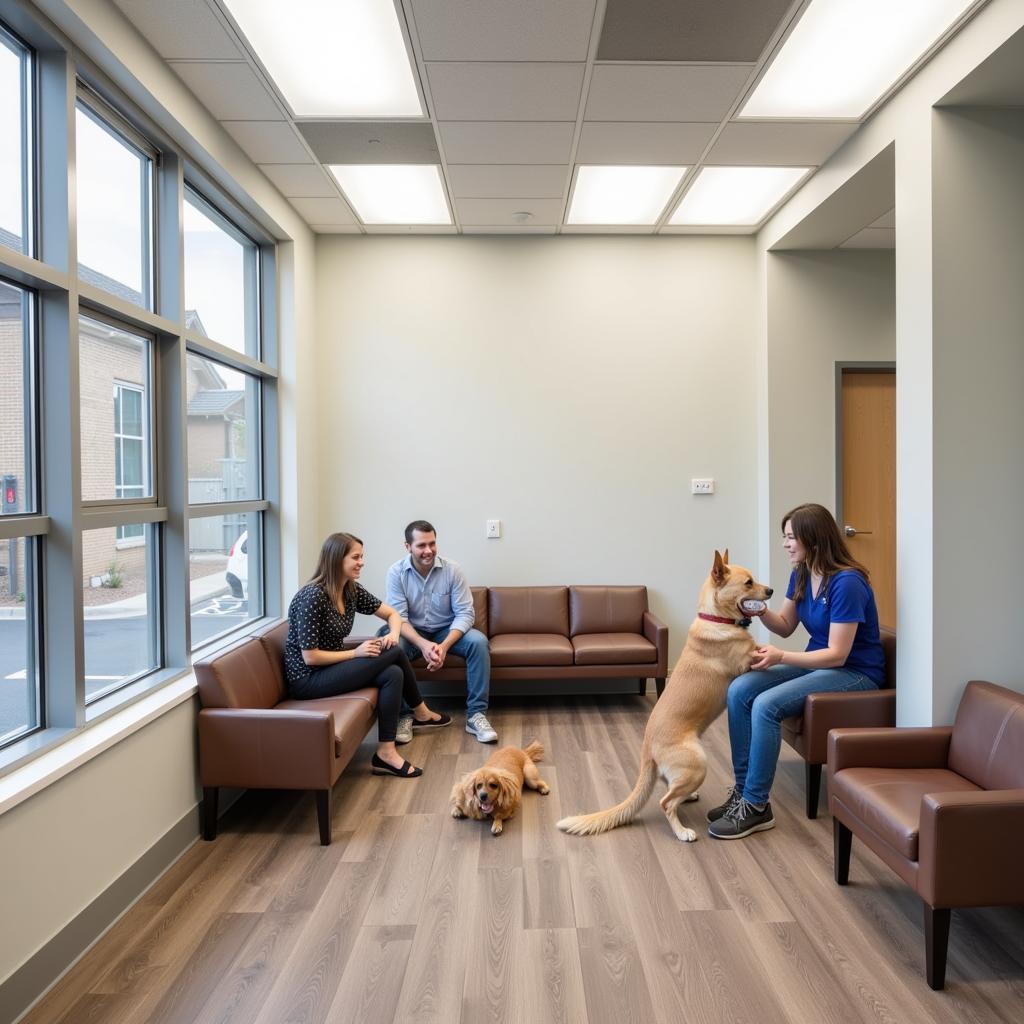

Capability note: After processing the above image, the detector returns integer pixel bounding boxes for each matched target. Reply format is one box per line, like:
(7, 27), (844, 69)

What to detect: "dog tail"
(556, 759), (657, 836)
(523, 739), (544, 762)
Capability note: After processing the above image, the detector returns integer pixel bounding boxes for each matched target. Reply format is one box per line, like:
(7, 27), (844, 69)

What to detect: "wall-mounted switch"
(691, 478), (715, 495)
(486, 519), (501, 538)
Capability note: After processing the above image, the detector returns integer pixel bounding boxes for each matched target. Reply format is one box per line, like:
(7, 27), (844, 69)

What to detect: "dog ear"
(495, 773), (519, 811)
(722, 548), (729, 564)
(712, 549), (728, 584)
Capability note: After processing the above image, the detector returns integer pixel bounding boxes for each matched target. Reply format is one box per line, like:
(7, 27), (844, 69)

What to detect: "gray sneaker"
(706, 786), (741, 823)
(395, 714), (414, 746)
(466, 712), (498, 743)
(708, 798), (775, 840)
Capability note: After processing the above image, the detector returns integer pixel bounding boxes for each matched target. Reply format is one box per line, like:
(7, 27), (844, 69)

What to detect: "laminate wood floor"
(24, 695), (1024, 1024)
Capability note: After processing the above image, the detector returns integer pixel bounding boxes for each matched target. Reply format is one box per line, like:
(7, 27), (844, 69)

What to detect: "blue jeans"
(378, 625), (490, 717)
(727, 664), (877, 806)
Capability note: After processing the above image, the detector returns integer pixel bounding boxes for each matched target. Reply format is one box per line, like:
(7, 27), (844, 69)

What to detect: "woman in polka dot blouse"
(285, 532), (451, 778)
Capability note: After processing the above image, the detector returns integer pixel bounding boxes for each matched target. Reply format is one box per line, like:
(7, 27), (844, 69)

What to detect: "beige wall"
(315, 235), (759, 657)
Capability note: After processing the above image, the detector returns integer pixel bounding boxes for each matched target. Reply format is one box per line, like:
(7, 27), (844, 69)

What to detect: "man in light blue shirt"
(384, 520), (496, 744)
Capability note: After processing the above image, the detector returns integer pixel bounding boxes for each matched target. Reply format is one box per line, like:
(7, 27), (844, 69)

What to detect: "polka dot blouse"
(284, 582), (382, 686)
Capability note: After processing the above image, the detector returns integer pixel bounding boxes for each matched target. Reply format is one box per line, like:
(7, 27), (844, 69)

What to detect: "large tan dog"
(557, 551), (773, 841)
(450, 740), (549, 835)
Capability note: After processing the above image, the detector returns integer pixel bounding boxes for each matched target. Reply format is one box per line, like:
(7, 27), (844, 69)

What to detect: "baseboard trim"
(3, 804), (201, 1024)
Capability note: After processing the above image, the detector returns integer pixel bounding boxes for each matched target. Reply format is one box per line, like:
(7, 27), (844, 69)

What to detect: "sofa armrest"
(918, 789), (1024, 907)
(828, 726), (953, 773)
(198, 708), (336, 789)
(802, 689), (896, 763)
(642, 611), (668, 673)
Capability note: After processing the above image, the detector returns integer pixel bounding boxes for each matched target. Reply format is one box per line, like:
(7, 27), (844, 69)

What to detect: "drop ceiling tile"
(297, 122), (440, 164)
(260, 164), (337, 198)
(411, 0), (596, 61)
(447, 165), (568, 199)
(462, 225), (558, 234)
(170, 61), (284, 121)
(598, 0), (792, 62)
(577, 122), (717, 163)
(586, 65), (753, 121)
(427, 63), (585, 121)
(708, 122), (857, 165)
(365, 225), (458, 234)
(112, 0), (243, 59)
(222, 121), (311, 163)
(439, 122), (576, 164)
(310, 224), (364, 234)
(455, 197), (565, 226)
(840, 228), (895, 249)
(289, 197), (357, 225)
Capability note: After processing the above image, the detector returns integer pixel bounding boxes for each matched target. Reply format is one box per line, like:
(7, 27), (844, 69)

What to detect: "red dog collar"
(698, 612), (750, 627)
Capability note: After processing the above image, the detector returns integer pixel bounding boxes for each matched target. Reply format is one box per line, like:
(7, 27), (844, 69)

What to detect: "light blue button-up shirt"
(385, 553), (476, 636)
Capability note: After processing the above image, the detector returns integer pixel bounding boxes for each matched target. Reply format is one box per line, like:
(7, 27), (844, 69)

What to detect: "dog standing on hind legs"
(557, 551), (773, 841)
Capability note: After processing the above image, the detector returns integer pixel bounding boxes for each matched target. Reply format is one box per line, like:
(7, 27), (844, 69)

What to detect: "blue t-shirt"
(786, 569), (885, 686)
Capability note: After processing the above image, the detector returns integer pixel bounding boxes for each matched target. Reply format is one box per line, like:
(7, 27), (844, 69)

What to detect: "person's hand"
(424, 643), (445, 671)
(749, 644), (783, 670)
(379, 633), (399, 650)
(354, 638), (382, 659)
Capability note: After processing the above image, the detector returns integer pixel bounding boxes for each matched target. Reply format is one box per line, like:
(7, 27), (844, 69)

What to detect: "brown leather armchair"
(194, 620), (377, 845)
(828, 680), (1024, 989)
(782, 626), (896, 818)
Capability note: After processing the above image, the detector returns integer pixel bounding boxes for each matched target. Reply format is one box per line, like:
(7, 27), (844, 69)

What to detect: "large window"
(114, 383), (146, 542)
(0, 28), (30, 255)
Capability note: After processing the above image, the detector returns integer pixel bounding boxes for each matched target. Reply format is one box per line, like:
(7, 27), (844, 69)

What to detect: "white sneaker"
(466, 712), (498, 743)
(395, 714), (414, 745)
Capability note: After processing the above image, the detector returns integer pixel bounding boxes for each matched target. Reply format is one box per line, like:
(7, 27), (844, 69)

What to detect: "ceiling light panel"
(741, 0), (976, 119)
(222, 0), (423, 116)
(567, 165), (686, 225)
(669, 166), (810, 226)
(328, 165), (451, 225)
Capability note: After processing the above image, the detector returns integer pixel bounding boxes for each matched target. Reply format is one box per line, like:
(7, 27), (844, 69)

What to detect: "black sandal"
(411, 711), (453, 730)
(371, 753), (423, 778)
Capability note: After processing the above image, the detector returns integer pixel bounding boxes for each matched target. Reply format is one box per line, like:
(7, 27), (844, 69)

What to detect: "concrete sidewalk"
(0, 569), (233, 620)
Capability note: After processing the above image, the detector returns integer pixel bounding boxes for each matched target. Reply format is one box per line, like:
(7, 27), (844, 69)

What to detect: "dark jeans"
(289, 646), (424, 743)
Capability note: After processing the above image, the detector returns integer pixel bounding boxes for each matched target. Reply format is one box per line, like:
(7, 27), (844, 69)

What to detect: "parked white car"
(225, 531), (248, 599)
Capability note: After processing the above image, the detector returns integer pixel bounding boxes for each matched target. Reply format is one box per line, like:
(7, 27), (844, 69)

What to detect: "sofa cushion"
(488, 587), (568, 636)
(490, 634), (574, 667)
(470, 587), (488, 637)
(254, 619), (289, 695)
(572, 633), (657, 666)
(195, 637), (282, 709)
(569, 586), (647, 636)
(277, 689), (378, 757)
(948, 681), (1024, 789)
(831, 766), (980, 860)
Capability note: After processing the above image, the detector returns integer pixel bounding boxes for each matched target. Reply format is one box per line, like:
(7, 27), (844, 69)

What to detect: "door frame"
(834, 361), (896, 527)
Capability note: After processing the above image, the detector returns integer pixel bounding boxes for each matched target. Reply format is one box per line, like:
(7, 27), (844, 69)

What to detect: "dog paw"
(451, 807), (465, 818)
(538, 783), (550, 795)
(684, 792), (699, 803)
(677, 827), (698, 842)
(491, 822), (503, 835)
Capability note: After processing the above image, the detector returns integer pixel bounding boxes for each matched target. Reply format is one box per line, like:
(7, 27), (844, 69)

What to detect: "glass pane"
(83, 523), (159, 702)
(189, 511), (263, 649)
(0, 33), (29, 255)
(186, 353), (260, 502)
(76, 104), (151, 307)
(0, 279), (33, 515)
(184, 192), (258, 356)
(80, 317), (153, 502)
(0, 536), (38, 745)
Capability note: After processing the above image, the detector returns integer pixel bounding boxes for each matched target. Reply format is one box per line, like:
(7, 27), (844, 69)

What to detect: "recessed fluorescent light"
(328, 165), (451, 225)
(223, 0), (422, 116)
(669, 167), (810, 226)
(567, 166), (687, 225)
(741, 0), (976, 118)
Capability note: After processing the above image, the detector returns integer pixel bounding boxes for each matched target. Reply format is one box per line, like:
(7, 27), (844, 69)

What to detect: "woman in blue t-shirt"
(707, 503), (885, 840)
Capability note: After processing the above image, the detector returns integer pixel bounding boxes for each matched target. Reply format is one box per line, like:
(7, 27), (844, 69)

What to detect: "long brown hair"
(308, 532), (362, 609)
(782, 503), (869, 602)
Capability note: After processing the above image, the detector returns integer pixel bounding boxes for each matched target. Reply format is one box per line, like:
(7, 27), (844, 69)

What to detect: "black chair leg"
(806, 762), (823, 819)
(316, 789), (332, 846)
(202, 787), (218, 841)
(638, 678), (647, 695)
(833, 818), (852, 885)
(924, 904), (951, 990)
(655, 677), (666, 698)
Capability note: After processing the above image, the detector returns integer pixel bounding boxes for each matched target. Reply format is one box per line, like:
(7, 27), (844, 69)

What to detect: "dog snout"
(765, 587), (774, 597)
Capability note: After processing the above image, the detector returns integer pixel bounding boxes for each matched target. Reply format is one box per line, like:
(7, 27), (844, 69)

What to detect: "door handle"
(844, 525), (873, 537)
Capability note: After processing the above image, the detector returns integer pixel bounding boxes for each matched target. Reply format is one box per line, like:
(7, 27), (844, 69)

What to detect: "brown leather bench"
(194, 620), (376, 846)
(828, 680), (1024, 989)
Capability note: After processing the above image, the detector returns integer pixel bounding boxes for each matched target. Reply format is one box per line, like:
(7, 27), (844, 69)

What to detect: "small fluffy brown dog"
(558, 551), (773, 842)
(450, 740), (549, 835)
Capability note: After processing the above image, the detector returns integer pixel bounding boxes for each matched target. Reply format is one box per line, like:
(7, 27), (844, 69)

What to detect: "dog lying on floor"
(557, 550), (773, 842)
(450, 739), (549, 835)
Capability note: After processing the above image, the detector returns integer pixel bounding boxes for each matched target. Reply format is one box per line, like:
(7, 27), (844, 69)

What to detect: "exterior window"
(184, 190), (259, 357)
(75, 101), (154, 308)
(114, 383), (145, 542)
(0, 279), (34, 516)
(0, 28), (31, 255)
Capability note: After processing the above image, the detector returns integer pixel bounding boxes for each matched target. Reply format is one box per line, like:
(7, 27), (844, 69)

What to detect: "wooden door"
(841, 369), (896, 629)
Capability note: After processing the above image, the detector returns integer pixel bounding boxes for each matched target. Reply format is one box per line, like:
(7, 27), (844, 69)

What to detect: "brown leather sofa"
(828, 680), (1024, 989)
(782, 626), (896, 818)
(194, 620), (376, 846)
(366, 585), (668, 695)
